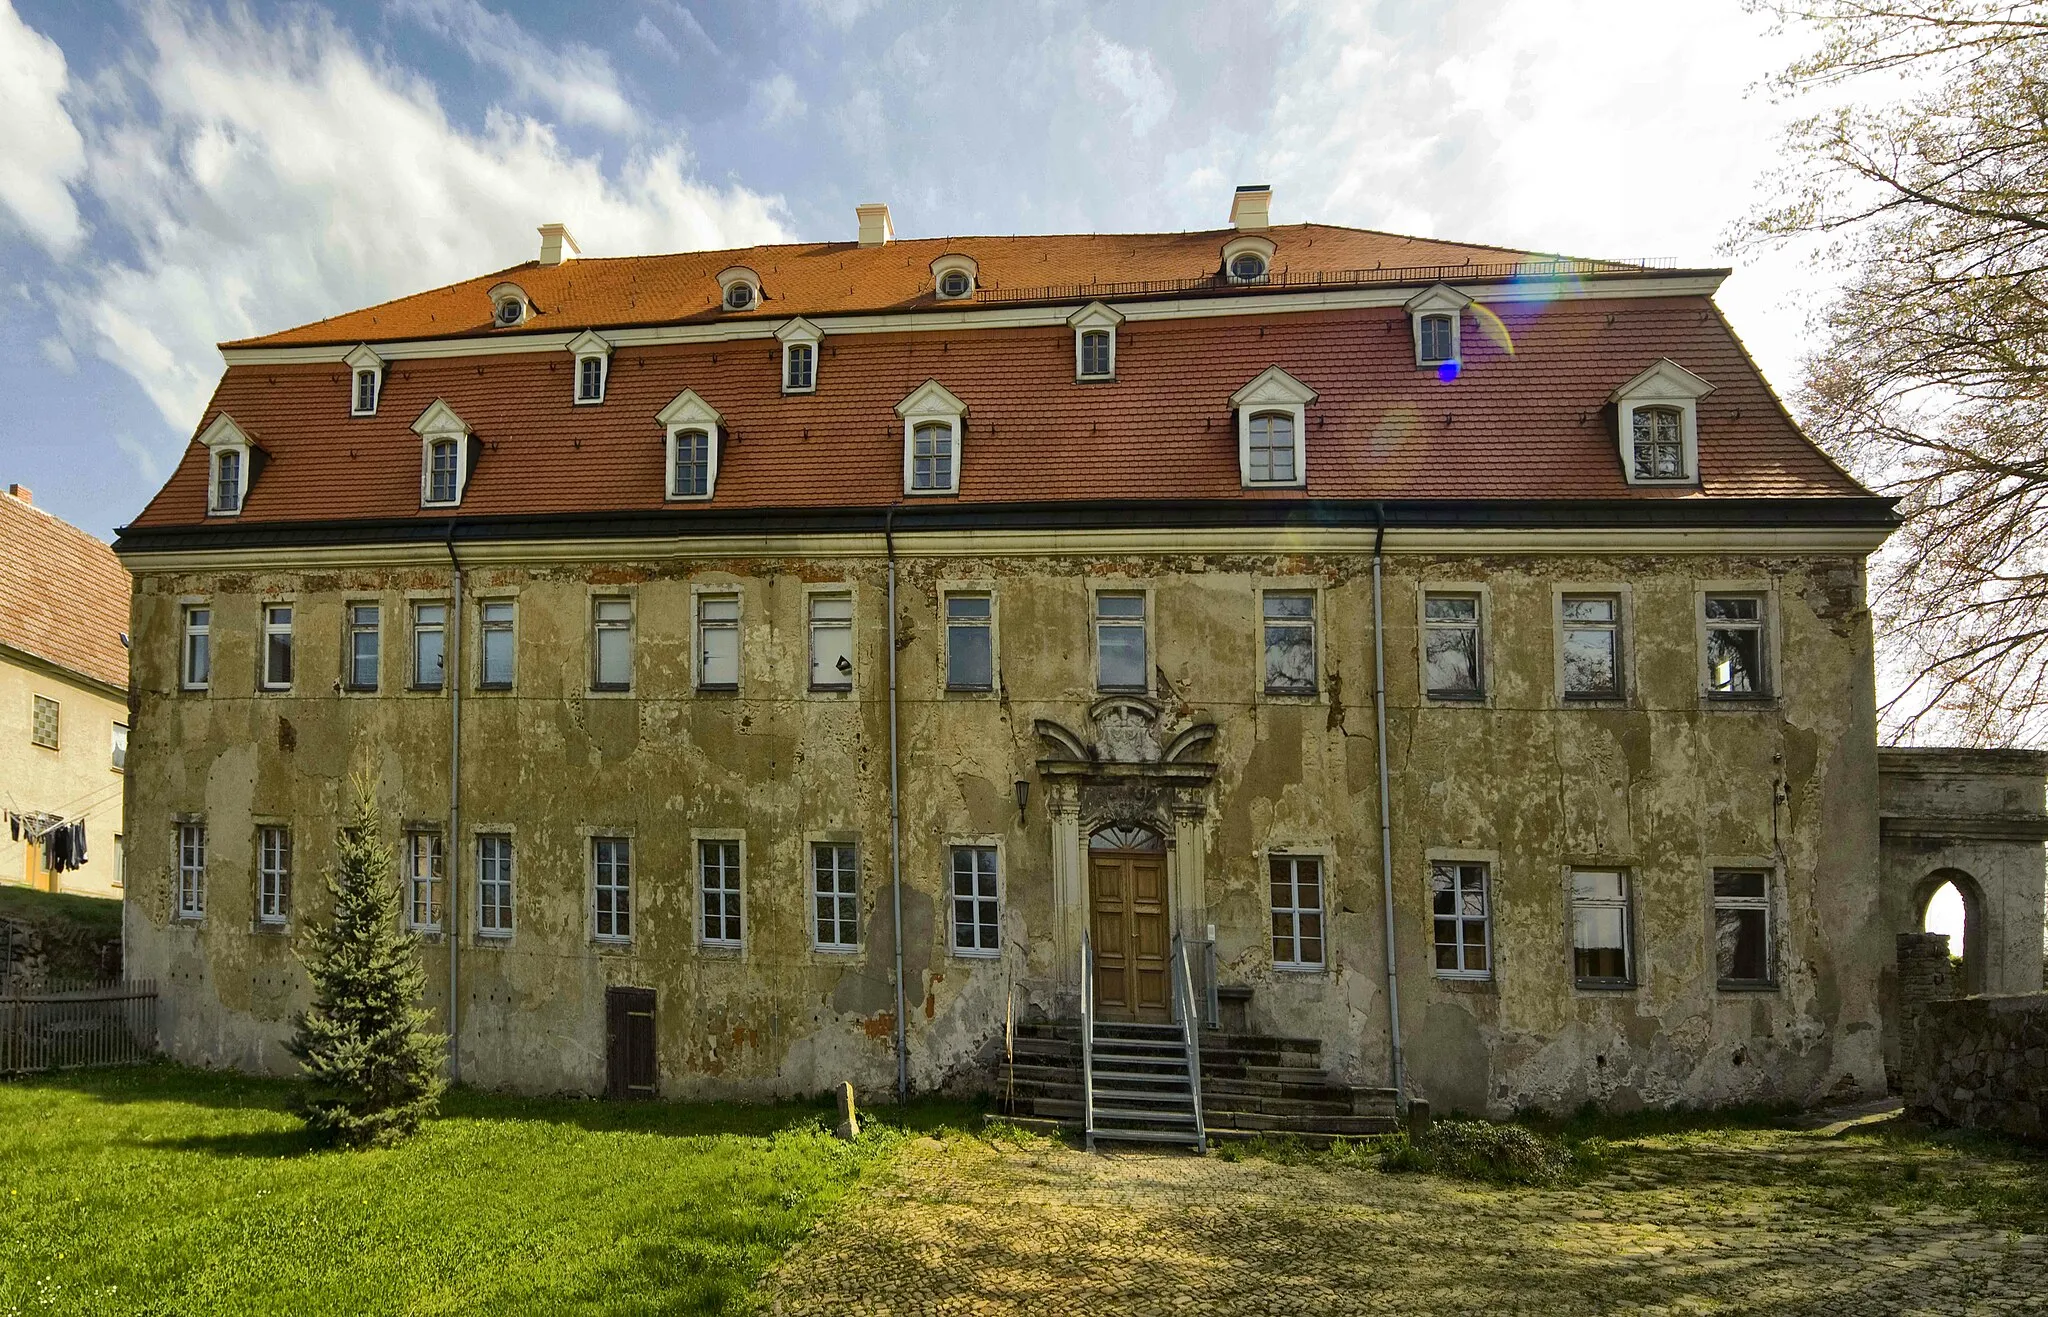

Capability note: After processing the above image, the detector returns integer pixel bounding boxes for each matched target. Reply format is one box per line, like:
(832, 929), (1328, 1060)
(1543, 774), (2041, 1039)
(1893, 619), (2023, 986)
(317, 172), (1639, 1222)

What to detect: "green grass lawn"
(0, 1064), (976, 1316)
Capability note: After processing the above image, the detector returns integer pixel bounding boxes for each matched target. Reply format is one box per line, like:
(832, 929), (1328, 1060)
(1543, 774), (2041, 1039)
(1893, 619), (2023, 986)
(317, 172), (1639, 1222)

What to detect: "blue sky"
(0, 0), (1826, 542)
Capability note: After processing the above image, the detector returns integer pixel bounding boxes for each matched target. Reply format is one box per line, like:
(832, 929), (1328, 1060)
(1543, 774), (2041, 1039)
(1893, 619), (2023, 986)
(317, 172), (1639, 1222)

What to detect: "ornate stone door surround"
(1034, 695), (1218, 990)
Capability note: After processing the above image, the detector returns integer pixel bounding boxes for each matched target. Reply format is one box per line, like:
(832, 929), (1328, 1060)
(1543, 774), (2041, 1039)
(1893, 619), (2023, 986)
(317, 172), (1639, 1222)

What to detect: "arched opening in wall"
(1915, 868), (1986, 996)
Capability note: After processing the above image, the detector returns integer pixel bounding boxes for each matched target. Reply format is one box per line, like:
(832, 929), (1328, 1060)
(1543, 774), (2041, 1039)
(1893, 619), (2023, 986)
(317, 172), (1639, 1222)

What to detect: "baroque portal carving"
(1033, 696), (1219, 834)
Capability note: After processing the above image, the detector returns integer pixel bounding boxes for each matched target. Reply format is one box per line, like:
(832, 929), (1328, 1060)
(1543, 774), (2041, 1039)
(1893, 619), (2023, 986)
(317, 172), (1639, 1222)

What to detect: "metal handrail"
(1171, 934), (1208, 1153)
(1080, 929), (1097, 1151)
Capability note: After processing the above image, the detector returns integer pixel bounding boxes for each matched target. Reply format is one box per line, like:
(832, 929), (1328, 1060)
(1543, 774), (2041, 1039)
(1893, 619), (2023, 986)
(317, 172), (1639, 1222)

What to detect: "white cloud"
(750, 72), (807, 126)
(1091, 36), (1173, 138)
(0, 0), (86, 255)
(38, 335), (74, 372)
(644, 1), (721, 58)
(58, 1), (790, 441)
(633, 15), (681, 64)
(801, 0), (882, 29)
(393, 0), (640, 133)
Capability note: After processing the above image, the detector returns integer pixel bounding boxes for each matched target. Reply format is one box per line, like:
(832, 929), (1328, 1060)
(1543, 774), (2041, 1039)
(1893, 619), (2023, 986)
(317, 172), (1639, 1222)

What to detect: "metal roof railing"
(974, 256), (1681, 306)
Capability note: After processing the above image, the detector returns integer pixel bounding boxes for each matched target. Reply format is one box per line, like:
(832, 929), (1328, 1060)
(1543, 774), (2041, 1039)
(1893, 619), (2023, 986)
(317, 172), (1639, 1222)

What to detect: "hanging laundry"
(73, 821), (86, 868)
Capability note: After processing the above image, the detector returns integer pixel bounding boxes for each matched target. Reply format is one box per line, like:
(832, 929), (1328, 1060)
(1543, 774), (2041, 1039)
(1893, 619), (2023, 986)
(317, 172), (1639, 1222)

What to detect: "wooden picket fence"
(0, 979), (157, 1074)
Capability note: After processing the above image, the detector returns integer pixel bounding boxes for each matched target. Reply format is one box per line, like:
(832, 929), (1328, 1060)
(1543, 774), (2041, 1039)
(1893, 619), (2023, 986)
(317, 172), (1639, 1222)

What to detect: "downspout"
(885, 506), (908, 1103)
(445, 521), (463, 1085)
(1371, 503), (1405, 1106)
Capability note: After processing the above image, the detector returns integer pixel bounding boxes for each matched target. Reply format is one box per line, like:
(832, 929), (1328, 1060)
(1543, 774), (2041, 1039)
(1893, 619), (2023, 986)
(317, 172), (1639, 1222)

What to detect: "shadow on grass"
(152, 1125), (323, 1159)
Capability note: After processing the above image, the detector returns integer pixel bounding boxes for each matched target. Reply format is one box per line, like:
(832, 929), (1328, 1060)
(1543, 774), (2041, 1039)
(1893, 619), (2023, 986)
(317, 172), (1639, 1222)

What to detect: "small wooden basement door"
(1089, 825), (1170, 1022)
(605, 986), (657, 1099)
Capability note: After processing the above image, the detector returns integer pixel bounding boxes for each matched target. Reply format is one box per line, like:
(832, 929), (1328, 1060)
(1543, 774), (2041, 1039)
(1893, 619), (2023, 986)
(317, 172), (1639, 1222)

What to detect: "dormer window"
(487, 282), (530, 328)
(1404, 284), (1473, 376)
(1068, 301), (1123, 382)
(412, 399), (475, 508)
(197, 413), (258, 518)
(716, 266), (761, 313)
(1609, 358), (1715, 487)
(775, 317), (822, 395)
(1222, 234), (1276, 286)
(1229, 252), (1267, 281)
(346, 344), (384, 417)
(657, 388), (722, 501)
(566, 330), (611, 405)
(895, 379), (966, 496)
(1229, 366), (1316, 488)
(931, 254), (979, 301)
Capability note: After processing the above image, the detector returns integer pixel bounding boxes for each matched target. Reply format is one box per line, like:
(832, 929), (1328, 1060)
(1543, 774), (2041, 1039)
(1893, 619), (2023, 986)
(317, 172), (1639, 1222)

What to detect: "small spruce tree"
(288, 773), (446, 1146)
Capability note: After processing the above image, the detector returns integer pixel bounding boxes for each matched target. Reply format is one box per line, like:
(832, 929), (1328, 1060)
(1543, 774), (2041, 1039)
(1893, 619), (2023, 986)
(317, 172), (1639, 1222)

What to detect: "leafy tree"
(1741, 1), (2048, 745)
(288, 774), (446, 1146)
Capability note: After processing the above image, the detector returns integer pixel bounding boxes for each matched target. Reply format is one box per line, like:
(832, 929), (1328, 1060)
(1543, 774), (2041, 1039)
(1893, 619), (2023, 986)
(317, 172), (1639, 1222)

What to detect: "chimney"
(5, 484), (28, 505)
(1230, 185), (1272, 231)
(537, 222), (581, 266)
(856, 203), (894, 248)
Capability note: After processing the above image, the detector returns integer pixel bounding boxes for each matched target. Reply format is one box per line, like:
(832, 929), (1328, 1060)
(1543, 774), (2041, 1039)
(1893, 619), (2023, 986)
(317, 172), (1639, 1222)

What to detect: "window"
(944, 594), (993, 691)
(412, 603), (447, 690)
(910, 421), (953, 492)
(426, 439), (460, 505)
(182, 606), (212, 690)
(477, 835), (514, 937)
(812, 843), (858, 949)
(1562, 594), (1623, 699)
(479, 601), (514, 689)
(406, 832), (444, 932)
(592, 598), (634, 691)
(1405, 284), (1472, 372)
(785, 342), (814, 391)
(699, 839), (742, 946)
(1095, 592), (1147, 692)
(111, 722), (128, 772)
(1262, 592), (1316, 695)
(258, 825), (290, 925)
(1714, 870), (1775, 987)
(1704, 594), (1768, 696)
(354, 369), (379, 415)
(1228, 251), (1267, 282)
(593, 837), (632, 942)
(1246, 412), (1297, 484)
(1079, 330), (1112, 378)
(261, 604), (293, 690)
(1069, 302), (1123, 380)
(1270, 855), (1325, 969)
(30, 696), (57, 749)
(938, 269), (972, 299)
(724, 281), (756, 311)
(346, 604), (380, 691)
(1633, 406), (1683, 480)
(578, 355), (605, 402)
(113, 835), (122, 890)
(950, 846), (1000, 955)
(1423, 593), (1482, 698)
(347, 346), (384, 416)
(213, 449), (242, 513)
(1431, 860), (1491, 978)
(1610, 358), (1711, 485)
(490, 282), (529, 326)
(809, 593), (854, 690)
(176, 822), (206, 919)
(1571, 869), (1631, 986)
(495, 298), (524, 326)
(1419, 315), (1454, 363)
(697, 594), (739, 689)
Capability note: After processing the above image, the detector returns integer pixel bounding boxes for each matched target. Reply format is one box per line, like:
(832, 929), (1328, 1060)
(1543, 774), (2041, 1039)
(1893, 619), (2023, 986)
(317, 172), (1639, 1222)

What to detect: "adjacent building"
(114, 190), (1905, 1113)
(2, 483), (131, 898)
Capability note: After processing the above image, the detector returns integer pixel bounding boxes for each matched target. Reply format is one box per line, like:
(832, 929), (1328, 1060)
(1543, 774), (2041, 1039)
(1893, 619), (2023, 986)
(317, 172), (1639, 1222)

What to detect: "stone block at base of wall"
(1903, 992), (2048, 1140)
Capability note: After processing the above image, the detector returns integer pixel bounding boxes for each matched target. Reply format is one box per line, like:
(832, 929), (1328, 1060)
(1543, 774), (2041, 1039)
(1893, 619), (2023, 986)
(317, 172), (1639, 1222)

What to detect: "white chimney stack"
(856, 203), (894, 248)
(538, 222), (581, 266)
(1230, 185), (1272, 231)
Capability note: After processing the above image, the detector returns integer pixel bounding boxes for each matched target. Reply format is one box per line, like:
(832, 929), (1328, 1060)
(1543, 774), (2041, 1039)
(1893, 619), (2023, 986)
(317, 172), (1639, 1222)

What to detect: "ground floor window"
(1714, 869), (1775, 987)
(593, 837), (631, 941)
(1269, 855), (1325, 968)
(950, 846), (999, 955)
(812, 843), (858, 949)
(700, 839), (742, 946)
(1570, 868), (1631, 986)
(477, 834), (513, 936)
(175, 822), (206, 919)
(257, 825), (290, 925)
(1431, 860), (1491, 978)
(406, 831), (443, 932)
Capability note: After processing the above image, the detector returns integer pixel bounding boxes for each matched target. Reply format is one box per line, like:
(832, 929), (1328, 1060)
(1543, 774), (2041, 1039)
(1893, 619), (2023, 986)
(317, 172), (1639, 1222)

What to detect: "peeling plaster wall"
(123, 547), (1885, 1113)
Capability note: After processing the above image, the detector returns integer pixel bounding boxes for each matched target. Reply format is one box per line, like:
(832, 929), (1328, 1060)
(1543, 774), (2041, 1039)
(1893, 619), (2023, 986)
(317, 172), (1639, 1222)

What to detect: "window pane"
(1707, 627), (1761, 693)
(1264, 619), (1315, 694)
(1704, 596), (1759, 622)
(947, 623), (993, 690)
(1424, 626), (1479, 694)
(1424, 596), (1477, 623)
(1096, 594), (1144, 619)
(1097, 625), (1147, 689)
(1573, 908), (1628, 980)
(1717, 908), (1770, 982)
(1571, 870), (1625, 902)
(1714, 870), (1766, 901)
(1562, 627), (1618, 695)
(701, 625), (739, 687)
(810, 595), (854, 687)
(1562, 597), (1614, 624)
(946, 594), (990, 620)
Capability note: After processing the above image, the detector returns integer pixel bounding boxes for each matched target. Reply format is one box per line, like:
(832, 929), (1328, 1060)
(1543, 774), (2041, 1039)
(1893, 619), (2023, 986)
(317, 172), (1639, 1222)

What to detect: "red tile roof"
(1, 491), (131, 690)
(130, 292), (1865, 533)
(224, 224), (1650, 349)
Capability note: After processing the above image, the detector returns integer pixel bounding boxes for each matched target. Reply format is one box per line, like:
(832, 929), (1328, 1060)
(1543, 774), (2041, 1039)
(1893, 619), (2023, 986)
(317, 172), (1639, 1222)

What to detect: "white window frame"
(1092, 587), (1151, 694)
(696, 832), (746, 950)
(807, 587), (855, 693)
(412, 399), (474, 508)
(1403, 283), (1473, 372)
(942, 589), (997, 694)
(260, 602), (294, 692)
(591, 834), (634, 944)
(658, 388), (721, 501)
(590, 594), (635, 693)
(1068, 301), (1123, 381)
(895, 379), (966, 496)
(776, 317), (822, 395)
(405, 830), (445, 933)
(181, 603), (212, 691)
(810, 839), (860, 951)
(1696, 582), (1777, 701)
(175, 821), (206, 920)
(1429, 853), (1495, 981)
(257, 824), (291, 926)
(716, 265), (761, 312)
(111, 721), (127, 772)
(948, 841), (1002, 958)
(1221, 233), (1276, 284)
(476, 832), (515, 939)
(1229, 366), (1314, 488)
(411, 600), (448, 691)
(197, 413), (254, 518)
(694, 587), (742, 691)
(1557, 586), (1629, 703)
(1611, 358), (1713, 487)
(1711, 864), (1779, 990)
(487, 281), (530, 328)
(1259, 587), (1319, 698)
(477, 597), (516, 691)
(1569, 867), (1633, 988)
(1420, 584), (1489, 703)
(345, 343), (384, 417)
(566, 330), (611, 406)
(930, 253), (978, 300)
(1269, 852), (1327, 970)
(345, 601), (381, 693)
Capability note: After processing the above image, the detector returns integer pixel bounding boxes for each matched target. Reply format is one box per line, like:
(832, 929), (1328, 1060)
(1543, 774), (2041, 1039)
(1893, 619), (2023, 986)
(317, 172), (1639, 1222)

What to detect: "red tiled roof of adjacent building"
(1, 489), (131, 690)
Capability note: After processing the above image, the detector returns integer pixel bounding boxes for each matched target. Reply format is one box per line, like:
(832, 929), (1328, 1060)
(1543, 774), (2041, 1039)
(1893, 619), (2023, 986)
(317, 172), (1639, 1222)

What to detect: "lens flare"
(1471, 302), (1515, 357)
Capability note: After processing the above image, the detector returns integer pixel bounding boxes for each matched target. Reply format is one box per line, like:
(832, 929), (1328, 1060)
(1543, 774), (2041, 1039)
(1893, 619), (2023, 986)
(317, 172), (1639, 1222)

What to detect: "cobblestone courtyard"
(768, 1114), (2048, 1315)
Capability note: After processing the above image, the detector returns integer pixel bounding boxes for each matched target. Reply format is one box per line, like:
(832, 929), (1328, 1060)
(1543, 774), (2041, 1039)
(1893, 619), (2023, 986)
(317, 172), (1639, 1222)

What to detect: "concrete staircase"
(1001, 1019), (1399, 1145)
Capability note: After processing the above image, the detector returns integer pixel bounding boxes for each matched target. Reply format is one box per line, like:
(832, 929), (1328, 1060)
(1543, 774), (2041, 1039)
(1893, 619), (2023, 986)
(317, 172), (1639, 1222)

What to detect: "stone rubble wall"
(1903, 991), (2048, 1140)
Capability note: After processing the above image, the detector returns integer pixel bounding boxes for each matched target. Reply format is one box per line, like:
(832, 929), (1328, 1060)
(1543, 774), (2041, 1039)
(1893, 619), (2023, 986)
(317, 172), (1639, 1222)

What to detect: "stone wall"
(1902, 991), (2048, 1140)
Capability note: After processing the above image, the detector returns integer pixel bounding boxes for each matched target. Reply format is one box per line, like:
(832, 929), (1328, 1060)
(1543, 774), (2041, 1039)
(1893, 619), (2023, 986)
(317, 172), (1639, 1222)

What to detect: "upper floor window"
(1404, 284), (1472, 375)
(1610, 358), (1713, 486)
(659, 388), (721, 501)
(697, 594), (740, 690)
(261, 604), (294, 691)
(1561, 593), (1623, 699)
(897, 380), (966, 496)
(354, 370), (379, 414)
(1080, 331), (1111, 376)
(111, 722), (127, 771)
(1704, 593), (1769, 696)
(182, 606), (211, 690)
(258, 825), (292, 926)
(1095, 592), (1148, 692)
(1068, 301), (1123, 381)
(413, 399), (474, 508)
(812, 843), (859, 950)
(1418, 315), (1454, 363)
(30, 696), (57, 749)
(1423, 592), (1483, 699)
(938, 270), (971, 298)
(427, 440), (460, 504)
(724, 282), (756, 310)
(198, 413), (255, 517)
(809, 593), (854, 690)
(591, 597), (634, 692)
(1262, 592), (1316, 695)
(479, 600), (515, 689)
(176, 821), (206, 919)
(346, 603), (379, 692)
(1714, 870), (1775, 988)
(945, 593), (994, 692)
(346, 344), (384, 416)
(777, 317), (822, 395)
(412, 602), (447, 690)
(487, 281), (530, 328)
(673, 429), (712, 497)
(1230, 366), (1314, 488)
(1270, 856), (1325, 969)
(568, 330), (610, 405)
(1632, 406), (1683, 479)
(1228, 252), (1266, 281)
(910, 422), (953, 491)
(931, 253), (978, 301)
(1571, 869), (1632, 987)
(1247, 412), (1296, 484)
(593, 837), (632, 942)
(212, 449), (242, 514)
(717, 265), (761, 312)
(950, 845), (1001, 956)
(700, 838), (743, 947)
(477, 834), (514, 937)
(406, 831), (444, 932)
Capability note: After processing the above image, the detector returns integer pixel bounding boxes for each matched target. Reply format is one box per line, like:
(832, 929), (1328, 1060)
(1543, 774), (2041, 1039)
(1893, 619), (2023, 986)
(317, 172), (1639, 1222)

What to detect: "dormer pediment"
(1067, 301), (1124, 330)
(1611, 358), (1716, 403)
(343, 343), (384, 371)
(412, 398), (472, 438)
(657, 388), (722, 428)
(565, 329), (611, 358)
(1404, 283), (1473, 315)
(197, 412), (255, 453)
(1230, 365), (1317, 409)
(895, 379), (967, 419)
(775, 316), (822, 344)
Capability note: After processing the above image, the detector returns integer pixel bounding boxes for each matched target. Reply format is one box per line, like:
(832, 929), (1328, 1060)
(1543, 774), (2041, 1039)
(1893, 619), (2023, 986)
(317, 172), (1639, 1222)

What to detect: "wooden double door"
(1090, 843), (1170, 1022)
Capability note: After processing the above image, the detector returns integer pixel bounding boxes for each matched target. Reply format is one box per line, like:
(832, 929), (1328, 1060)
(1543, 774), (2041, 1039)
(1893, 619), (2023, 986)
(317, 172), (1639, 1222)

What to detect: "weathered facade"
(116, 198), (1904, 1114)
